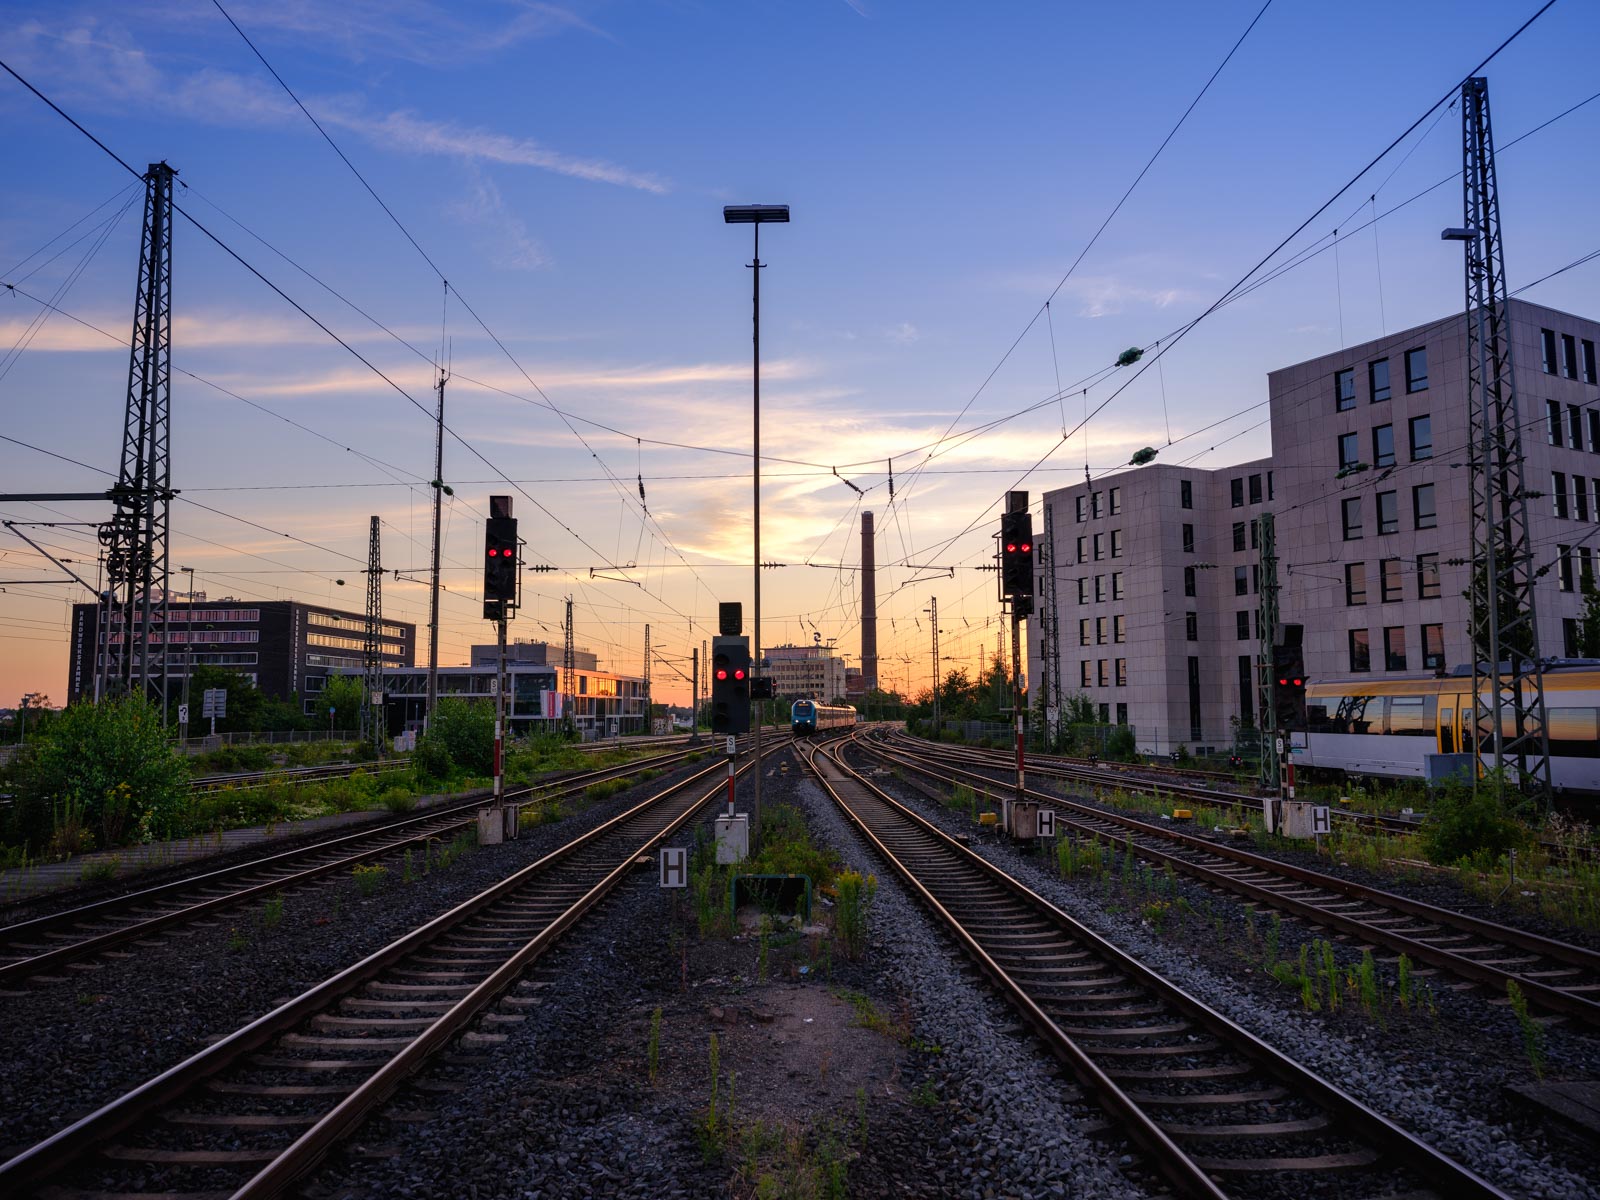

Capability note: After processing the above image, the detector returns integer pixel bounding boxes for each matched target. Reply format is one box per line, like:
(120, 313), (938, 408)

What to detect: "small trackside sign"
(1037, 809), (1056, 838)
(659, 847), (688, 888)
(1313, 806), (1331, 835)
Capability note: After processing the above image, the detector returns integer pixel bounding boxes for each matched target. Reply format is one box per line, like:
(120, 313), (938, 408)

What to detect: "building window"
(1187, 655), (1202, 741)
(1380, 557), (1402, 602)
(1249, 474), (1262, 504)
(1113, 614), (1126, 643)
(1413, 484), (1436, 530)
(1115, 658), (1127, 686)
(1582, 547), (1594, 589)
(1075, 495), (1086, 522)
(1093, 533), (1104, 560)
(1422, 624), (1444, 670)
(1542, 328), (1558, 374)
(1558, 545), (1574, 592)
(1076, 536), (1087, 563)
(1408, 414), (1432, 460)
(1550, 399), (1565, 447)
(1077, 578), (1088, 604)
(1092, 492), (1103, 519)
(1230, 478), (1244, 508)
(1572, 404), (1585, 451)
(1096, 616), (1107, 645)
(1098, 660), (1108, 687)
(1180, 479), (1193, 509)
(1349, 628), (1371, 672)
(1554, 472), (1569, 519)
(1369, 357), (1391, 403)
(1584, 339), (1597, 385)
(1377, 490), (1398, 535)
(1578, 475), (1591, 522)
(1099, 702), (1111, 724)
(1079, 618), (1091, 646)
(1090, 575), (1102, 603)
(1335, 367), (1356, 412)
(1116, 701), (1128, 725)
(1563, 333), (1579, 380)
(1112, 571), (1124, 600)
(1267, 471), (1274, 500)
(1238, 655), (1255, 727)
(1345, 562), (1367, 605)
(1589, 409), (1600, 454)
(1184, 565), (1197, 597)
(1250, 518), (1259, 550)
(1338, 432), (1360, 470)
(1236, 610), (1251, 639)
(1384, 626), (1408, 671)
(1110, 529), (1123, 558)
(1565, 618), (1581, 659)
(1405, 347), (1428, 392)
(1182, 524), (1195, 553)
(1186, 612), (1198, 642)
(1232, 522), (1246, 552)
(1252, 563), (1260, 593)
(1372, 423), (1395, 468)
(1234, 565), (1248, 596)
(1109, 486), (1122, 516)
(1081, 660), (1091, 687)
(1342, 497), (1362, 540)
(1417, 552), (1440, 599)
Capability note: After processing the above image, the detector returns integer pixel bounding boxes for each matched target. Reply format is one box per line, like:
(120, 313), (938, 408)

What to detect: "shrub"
(1422, 778), (1525, 867)
(835, 870), (876, 959)
(380, 786), (417, 814)
(430, 697), (495, 776)
(411, 732), (454, 783)
(1104, 726), (1138, 762)
(9, 695), (190, 851)
(352, 862), (388, 897)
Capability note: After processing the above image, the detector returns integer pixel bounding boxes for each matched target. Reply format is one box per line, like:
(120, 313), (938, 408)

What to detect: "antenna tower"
(362, 515), (384, 756)
(563, 596), (577, 734)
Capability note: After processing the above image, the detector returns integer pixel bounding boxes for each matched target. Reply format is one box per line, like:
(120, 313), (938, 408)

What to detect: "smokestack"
(861, 511), (877, 691)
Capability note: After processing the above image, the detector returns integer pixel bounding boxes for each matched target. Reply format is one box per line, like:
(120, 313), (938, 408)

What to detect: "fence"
(173, 729), (360, 757)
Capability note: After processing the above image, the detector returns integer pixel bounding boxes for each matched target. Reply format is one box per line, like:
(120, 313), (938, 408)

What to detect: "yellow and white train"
(1303, 664), (1600, 795)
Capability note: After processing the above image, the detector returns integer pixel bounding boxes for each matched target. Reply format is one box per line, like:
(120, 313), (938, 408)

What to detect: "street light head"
(1441, 227), (1478, 241)
(724, 204), (790, 224)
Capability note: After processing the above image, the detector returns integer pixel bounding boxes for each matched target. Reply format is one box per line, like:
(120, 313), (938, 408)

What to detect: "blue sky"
(3, 0), (1598, 705)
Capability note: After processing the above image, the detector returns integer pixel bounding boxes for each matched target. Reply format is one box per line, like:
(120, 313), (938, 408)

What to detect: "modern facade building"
(352, 640), (644, 738)
(765, 643), (847, 702)
(67, 597), (415, 707)
(1028, 300), (1600, 755)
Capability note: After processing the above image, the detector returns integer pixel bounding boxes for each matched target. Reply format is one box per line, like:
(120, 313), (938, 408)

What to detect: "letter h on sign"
(659, 846), (688, 889)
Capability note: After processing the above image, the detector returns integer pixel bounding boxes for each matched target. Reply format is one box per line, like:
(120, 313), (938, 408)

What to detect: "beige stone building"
(764, 643), (847, 702)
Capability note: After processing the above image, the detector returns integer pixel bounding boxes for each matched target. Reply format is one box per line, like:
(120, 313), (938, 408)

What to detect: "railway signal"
(711, 635), (751, 735)
(482, 514), (518, 619)
(1272, 641), (1307, 732)
(999, 510), (1034, 600)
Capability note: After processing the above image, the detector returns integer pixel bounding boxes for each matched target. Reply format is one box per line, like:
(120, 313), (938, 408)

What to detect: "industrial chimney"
(861, 511), (878, 692)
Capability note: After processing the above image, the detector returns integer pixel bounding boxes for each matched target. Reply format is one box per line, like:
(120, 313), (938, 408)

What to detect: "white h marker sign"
(659, 847), (688, 889)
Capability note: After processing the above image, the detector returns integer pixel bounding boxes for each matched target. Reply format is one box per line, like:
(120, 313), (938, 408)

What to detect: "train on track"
(791, 700), (856, 736)
(1304, 663), (1600, 795)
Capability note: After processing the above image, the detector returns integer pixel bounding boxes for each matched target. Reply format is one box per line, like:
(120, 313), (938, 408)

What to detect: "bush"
(1104, 727), (1138, 762)
(380, 786), (417, 814)
(1422, 778), (1526, 867)
(9, 696), (190, 850)
(430, 697), (495, 776)
(412, 733), (454, 783)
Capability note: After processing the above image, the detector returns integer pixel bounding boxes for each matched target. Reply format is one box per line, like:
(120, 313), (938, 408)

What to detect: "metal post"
(643, 623), (652, 735)
(750, 222), (764, 824)
(180, 567), (194, 741)
(691, 647), (699, 742)
(425, 371), (445, 732)
(726, 735), (737, 816)
(495, 614), (507, 811)
(1011, 604), (1025, 810)
(929, 596), (940, 735)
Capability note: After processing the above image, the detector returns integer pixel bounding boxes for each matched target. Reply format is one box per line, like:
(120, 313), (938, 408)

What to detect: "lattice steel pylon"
(642, 623), (652, 735)
(1256, 512), (1279, 789)
(362, 515), (384, 756)
(563, 596), (577, 735)
(1459, 76), (1551, 804)
(100, 162), (175, 705)
(1040, 498), (1062, 747)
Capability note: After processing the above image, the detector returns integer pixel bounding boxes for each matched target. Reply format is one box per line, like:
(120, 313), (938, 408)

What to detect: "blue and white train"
(791, 699), (857, 736)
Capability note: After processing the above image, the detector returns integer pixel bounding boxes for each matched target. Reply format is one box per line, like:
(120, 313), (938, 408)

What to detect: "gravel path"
(851, 744), (1600, 1200)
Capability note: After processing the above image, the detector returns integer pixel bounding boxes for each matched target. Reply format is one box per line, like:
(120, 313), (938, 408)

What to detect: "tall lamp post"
(179, 566), (195, 742)
(724, 203), (789, 825)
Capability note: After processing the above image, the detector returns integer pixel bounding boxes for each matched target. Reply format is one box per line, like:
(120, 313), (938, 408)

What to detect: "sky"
(2, 0), (1598, 708)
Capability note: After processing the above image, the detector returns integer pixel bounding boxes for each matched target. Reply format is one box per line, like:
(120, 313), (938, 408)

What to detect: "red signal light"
(716, 669), (727, 680)
(1020, 542), (1031, 552)
(1005, 543), (1016, 552)
(735, 669), (746, 680)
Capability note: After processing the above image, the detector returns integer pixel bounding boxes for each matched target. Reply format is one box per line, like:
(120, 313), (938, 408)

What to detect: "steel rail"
(0, 742), (713, 985)
(866, 736), (1600, 1026)
(0, 742), (782, 1197)
(807, 736), (1509, 1200)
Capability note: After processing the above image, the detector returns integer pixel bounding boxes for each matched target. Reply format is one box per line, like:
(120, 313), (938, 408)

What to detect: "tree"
(313, 675), (366, 732)
(429, 696), (495, 775)
(9, 695), (190, 850)
(185, 666), (264, 733)
(1579, 571), (1600, 657)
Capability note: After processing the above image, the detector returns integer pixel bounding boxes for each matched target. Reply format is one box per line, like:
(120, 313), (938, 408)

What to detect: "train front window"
(1386, 694), (1435, 736)
(1547, 707), (1600, 759)
(1440, 708), (1454, 754)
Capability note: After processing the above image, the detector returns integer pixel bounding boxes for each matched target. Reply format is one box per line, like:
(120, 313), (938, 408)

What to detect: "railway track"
(0, 742), (721, 988)
(0, 740), (781, 1200)
(802, 737), (1506, 1200)
(189, 759), (411, 793)
(864, 735), (1600, 1027)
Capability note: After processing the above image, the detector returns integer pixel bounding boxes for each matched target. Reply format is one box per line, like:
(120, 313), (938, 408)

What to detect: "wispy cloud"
(450, 170), (547, 270)
(9, 15), (668, 193)
(885, 322), (919, 344)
